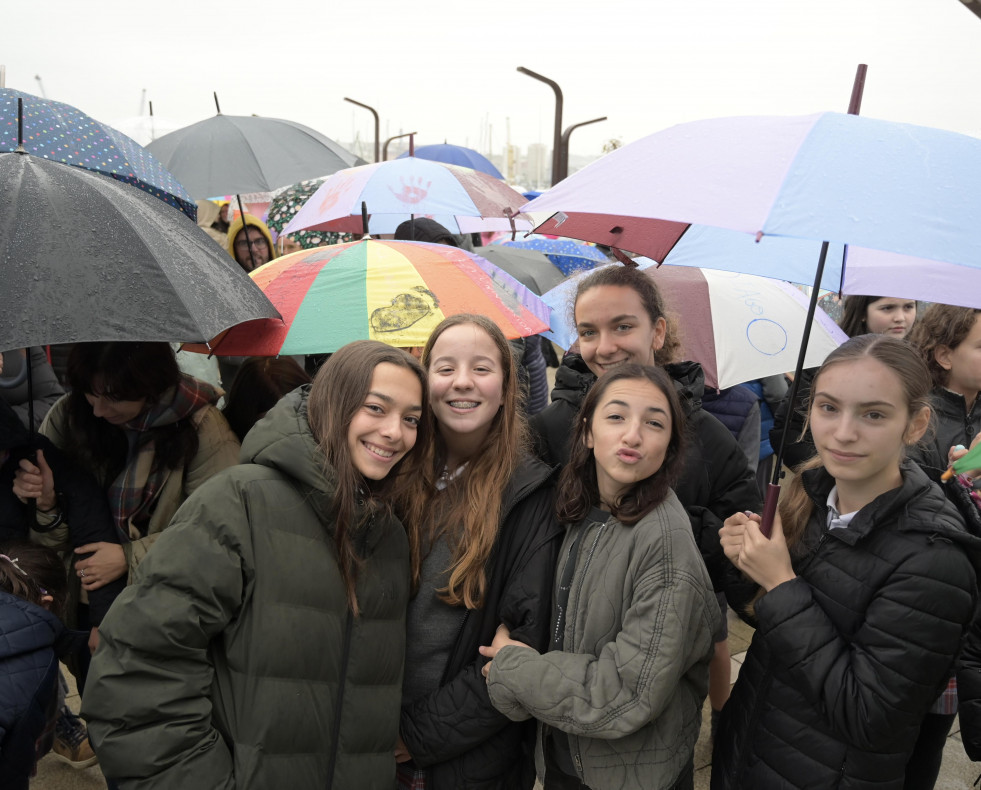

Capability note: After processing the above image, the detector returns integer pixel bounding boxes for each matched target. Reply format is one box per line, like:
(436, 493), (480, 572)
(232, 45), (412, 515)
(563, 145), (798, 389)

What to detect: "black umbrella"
(474, 245), (569, 295)
(146, 109), (362, 199)
(0, 151), (281, 352)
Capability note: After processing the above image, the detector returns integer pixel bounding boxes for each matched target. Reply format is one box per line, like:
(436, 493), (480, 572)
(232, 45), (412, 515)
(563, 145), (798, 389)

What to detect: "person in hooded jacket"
(528, 264), (761, 731)
(715, 335), (980, 789)
(394, 314), (562, 789)
(226, 212), (277, 273)
(81, 341), (432, 790)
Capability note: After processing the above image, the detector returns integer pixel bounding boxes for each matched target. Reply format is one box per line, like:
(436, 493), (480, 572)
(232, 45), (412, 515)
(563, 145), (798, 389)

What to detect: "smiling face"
(574, 285), (666, 379)
(586, 378), (673, 509)
(809, 358), (929, 512)
(864, 298), (917, 338)
(347, 362), (423, 480)
(427, 323), (505, 465)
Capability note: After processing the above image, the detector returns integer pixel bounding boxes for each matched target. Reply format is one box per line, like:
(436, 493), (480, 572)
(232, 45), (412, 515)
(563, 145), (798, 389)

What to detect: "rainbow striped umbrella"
(189, 240), (550, 356)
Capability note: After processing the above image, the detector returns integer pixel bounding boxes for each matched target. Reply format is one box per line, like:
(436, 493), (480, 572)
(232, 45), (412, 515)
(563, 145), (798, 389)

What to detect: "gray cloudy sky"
(5, 0), (981, 159)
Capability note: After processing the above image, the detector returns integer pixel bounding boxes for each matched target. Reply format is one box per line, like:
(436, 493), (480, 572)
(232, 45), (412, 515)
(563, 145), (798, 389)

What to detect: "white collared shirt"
(826, 486), (859, 531)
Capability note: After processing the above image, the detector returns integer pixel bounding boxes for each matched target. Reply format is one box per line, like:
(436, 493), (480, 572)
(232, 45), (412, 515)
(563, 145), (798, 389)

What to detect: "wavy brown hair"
(556, 364), (687, 526)
(907, 304), (981, 390)
(405, 314), (528, 609)
(306, 341), (431, 616)
(570, 264), (683, 364)
(778, 334), (932, 551)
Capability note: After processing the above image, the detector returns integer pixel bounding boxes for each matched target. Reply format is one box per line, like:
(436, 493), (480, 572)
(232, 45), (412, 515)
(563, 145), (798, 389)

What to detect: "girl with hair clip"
(481, 364), (720, 790)
(0, 541), (80, 788)
(714, 334), (981, 790)
(395, 314), (563, 790)
(81, 341), (431, 790)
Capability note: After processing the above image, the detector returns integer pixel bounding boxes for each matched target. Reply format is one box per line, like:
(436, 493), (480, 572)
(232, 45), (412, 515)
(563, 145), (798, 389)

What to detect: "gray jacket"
(487, 490), (720, 790)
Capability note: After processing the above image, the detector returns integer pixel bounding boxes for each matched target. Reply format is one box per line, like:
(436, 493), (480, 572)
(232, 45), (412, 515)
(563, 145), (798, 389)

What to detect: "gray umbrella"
(146, 113), (362, 198)
(474, 245), (569, 295)
(0, 152), (280, 350)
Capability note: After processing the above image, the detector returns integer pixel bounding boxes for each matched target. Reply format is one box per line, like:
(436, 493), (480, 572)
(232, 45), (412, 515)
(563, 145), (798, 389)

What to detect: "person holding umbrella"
(81, 341), (430, 789)
(715, 334), (980, 789)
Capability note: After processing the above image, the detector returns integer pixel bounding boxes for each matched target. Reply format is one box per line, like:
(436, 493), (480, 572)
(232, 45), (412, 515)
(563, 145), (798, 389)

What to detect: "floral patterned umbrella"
(266, 178), (353, 249)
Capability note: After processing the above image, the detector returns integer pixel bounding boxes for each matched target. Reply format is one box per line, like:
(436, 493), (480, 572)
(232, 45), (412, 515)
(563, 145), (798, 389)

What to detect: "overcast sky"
(4, 0), (981, 160)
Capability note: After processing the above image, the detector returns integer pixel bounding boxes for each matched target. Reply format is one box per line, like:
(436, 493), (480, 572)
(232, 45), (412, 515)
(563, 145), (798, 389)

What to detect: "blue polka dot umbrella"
(0, 88), (196, 221)
(496, 235), (610, 276)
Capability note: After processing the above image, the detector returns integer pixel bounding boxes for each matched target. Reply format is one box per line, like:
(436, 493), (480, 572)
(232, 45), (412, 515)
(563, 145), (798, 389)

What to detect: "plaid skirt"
(396, 762), (427, 790)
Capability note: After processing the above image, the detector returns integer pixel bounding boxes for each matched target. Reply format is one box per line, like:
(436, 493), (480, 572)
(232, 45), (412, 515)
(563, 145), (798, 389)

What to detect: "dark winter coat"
(82, 387), (411, 790)
(529, 355), (761, 613)
(399, 457), (563, 789)
(712, 462), (980, 789)
(910, 387), (981, 483)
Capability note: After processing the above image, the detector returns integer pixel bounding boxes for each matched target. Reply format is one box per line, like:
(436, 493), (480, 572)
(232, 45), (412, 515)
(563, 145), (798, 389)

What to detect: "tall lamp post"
(557, 117), (607, 183)
(517, 67), (563, 186)
(344, 97), (380, 163)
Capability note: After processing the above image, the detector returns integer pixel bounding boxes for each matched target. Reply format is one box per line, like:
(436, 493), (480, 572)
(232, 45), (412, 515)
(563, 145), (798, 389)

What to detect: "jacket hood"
(549, 354), (707, 418)
(225, 213), (278, 262)
(240, 385), (334, 503)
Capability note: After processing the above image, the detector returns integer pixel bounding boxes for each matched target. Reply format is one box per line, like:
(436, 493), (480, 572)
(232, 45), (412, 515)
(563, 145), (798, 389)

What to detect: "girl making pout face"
(715, 335), (979, 789)
(481, 365), (719, 790)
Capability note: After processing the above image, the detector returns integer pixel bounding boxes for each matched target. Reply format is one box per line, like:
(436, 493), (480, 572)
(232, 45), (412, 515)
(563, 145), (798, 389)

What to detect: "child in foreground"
(481, 364), (720, 790)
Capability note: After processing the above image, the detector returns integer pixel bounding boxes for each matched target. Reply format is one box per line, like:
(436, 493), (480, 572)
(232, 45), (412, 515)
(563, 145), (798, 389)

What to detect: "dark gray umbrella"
(474, 245), (568, 295)
(146, 113), (362, 198)
(0, 152), (281, 350)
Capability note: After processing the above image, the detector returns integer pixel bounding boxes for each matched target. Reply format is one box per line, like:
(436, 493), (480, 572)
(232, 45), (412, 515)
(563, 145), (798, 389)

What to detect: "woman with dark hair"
(221, 356), (311, 442)
(482, 364), (719, 790)
(394, 314), (562, 790)
(14, 342), (240, 628)
(82, 341), (431, 789)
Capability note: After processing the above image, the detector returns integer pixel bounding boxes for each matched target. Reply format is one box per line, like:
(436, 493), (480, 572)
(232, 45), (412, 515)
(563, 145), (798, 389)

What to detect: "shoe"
(51, 732), (99, 769)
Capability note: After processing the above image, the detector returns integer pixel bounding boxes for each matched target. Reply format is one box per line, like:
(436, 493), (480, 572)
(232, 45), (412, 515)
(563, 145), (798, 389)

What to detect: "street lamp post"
(517, 67), (563, 187)
(557, 117), (607, 182)
(344, 97), (380, 163)
(382, 131), (418, 161)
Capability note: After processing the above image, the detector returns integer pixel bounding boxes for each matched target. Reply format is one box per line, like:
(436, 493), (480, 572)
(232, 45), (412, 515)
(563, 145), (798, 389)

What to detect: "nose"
(833, 413), (859, 442)
(596, 330), (618, 358)
(451, 369), (474, 390)
(89, 395), (108, 419)
(621, 417), (642, 446)
(378, 412), (403, 443)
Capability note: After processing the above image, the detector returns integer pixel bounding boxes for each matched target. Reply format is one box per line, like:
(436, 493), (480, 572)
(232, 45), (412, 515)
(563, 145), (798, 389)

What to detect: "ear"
(584, 418), (594, 450)
(904, 405), (931, 446)
(933, 345), (953, 372)
(653, 316), (667, 352)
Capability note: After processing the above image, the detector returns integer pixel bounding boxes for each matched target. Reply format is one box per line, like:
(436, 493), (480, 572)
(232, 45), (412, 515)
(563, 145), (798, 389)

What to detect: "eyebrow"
(812, 392), (897, 409)
(576, 313), (641, 328)
(430, 355), (497, 366)
(367, 391), (423, 412)
(604, 399), (669, 416)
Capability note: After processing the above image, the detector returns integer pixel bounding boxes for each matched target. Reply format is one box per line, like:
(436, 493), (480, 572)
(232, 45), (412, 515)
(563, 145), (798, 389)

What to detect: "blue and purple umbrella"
(0, 88), (196, 220)
(397, 143), (504, 179)
(495, 235), (609, 276)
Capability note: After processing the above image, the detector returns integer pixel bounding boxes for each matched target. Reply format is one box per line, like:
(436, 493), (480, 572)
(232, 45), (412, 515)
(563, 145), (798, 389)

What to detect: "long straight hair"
(407, 314), (528, 609)
(306, 341), (431, 616)
(778, 334), (932, 550)
(556, 364), (687, 526)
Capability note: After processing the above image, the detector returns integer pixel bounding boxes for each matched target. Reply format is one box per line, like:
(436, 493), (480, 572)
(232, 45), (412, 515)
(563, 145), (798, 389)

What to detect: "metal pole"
(517, 67), (563, 186)
(382, 131), (418, 161)
(345, 98), (381, 163)
(558, 116), (607, 182)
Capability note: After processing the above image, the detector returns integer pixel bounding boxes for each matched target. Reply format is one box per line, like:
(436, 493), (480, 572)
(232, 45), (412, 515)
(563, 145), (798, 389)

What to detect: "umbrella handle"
(759, 483), (780, 539)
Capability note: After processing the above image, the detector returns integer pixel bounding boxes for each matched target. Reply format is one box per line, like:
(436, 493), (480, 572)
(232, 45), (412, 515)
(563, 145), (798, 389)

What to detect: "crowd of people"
(1, 217), (980, 789)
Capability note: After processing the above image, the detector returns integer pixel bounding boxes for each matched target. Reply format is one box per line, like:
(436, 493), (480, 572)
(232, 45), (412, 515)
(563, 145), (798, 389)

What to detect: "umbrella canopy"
(0, 88), (196, 220)
(265, 178), (354, 249)
(397, 143), (504, 179)
(0, 152), (279, 349)
(528, 112), (981, 306)
(473, 245), (568, 295)
(496, 236), (610, 276)
(184, 240), (550, 356)
(282, 158), (532, 237)
(146, 114), (360, 198)
(543, 263), (847, 390)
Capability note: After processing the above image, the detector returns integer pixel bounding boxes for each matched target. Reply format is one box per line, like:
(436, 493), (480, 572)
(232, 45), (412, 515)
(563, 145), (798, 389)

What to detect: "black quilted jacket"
(712, 461), (980, 789)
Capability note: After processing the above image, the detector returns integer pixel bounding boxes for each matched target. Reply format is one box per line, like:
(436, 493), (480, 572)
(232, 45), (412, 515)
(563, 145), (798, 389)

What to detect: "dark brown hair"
(838, 295), (917, 338)
(222, 356), (311, 441)
(556, 364), (687, 526)
(64, 342), (195, 481)
(571, 264), (682, 364)
(404, 314), (529, 609)
(907, 304), (981, 390)
(779, 334), (932, 550)
(0, 541), (69, 620)
(306, 340), (431, 616)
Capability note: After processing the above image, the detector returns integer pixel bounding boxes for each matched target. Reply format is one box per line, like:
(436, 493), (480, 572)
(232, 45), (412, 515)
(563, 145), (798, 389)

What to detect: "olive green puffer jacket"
(82, 387), (410, 789)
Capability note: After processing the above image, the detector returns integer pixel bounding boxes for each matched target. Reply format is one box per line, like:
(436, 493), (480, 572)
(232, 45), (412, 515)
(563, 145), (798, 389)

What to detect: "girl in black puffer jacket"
(715, 335), (981, 789)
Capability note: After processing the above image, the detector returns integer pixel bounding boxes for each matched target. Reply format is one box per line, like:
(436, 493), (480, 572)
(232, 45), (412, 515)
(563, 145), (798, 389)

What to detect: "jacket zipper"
(326, 608), (355, 789)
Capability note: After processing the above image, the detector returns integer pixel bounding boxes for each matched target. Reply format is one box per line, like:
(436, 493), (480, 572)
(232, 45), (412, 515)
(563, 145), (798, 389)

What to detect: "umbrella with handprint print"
(283, 158), (532, 237)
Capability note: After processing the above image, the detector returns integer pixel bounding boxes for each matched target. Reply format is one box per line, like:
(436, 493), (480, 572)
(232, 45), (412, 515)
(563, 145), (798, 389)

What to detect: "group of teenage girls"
(2, 264), (980, 790)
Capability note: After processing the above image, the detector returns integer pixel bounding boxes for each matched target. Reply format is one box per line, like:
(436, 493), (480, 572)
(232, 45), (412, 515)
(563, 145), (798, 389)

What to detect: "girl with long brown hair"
(395, 314), (563, 790)
(714, 334), (980, 789)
